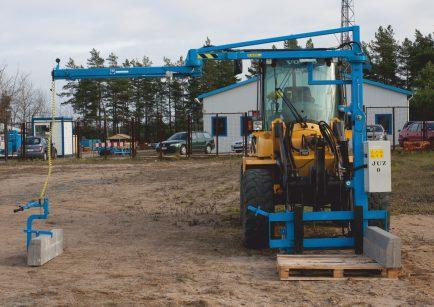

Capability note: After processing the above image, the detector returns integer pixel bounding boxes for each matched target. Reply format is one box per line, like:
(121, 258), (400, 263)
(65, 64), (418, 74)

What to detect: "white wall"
(63, 121), (73, 155)
(33, 119), (74, 156)
(203, 81), (258, 114)
(34, 121), (62, 155)
(203, 113), (248, 152)
(203, 81), (258, 152)
(346, 83), (409, 144)
(202, 81), (409, 149)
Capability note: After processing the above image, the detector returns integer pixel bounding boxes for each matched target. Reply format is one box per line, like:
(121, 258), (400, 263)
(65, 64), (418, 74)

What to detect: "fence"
(365, 106), (409, 150)
(1, 121), (31, 161)
(1, 111), (254, 161)
(74, 117), (138, 159)
(190, 112), (251, 157)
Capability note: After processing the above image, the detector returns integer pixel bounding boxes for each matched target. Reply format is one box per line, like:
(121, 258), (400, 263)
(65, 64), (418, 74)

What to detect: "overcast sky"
(0, 0), (432, 104)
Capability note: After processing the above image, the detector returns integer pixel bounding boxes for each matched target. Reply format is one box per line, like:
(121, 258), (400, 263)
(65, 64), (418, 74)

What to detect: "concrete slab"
(27, 229), (63, 266)
(363, 226), (401, 268)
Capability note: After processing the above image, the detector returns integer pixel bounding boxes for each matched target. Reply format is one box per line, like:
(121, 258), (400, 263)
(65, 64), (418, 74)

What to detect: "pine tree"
(60, 57), (102, 136)
(59, 58), (81, 113)
(86, 49), (105, 130)
(129, 56), (154, 142)
(305, 38), (314, 49)
(365, 26), (400, 86)
(186, 75), (202, 128)
(398, 38), (413, 88)
(284, 39), (301, 49)
(171, 57), (188, 132)
(246, 60), (260, 78)
(105, 52), (131, 134)
(407, 31), (434, 89)
(410, 61), (434, 120)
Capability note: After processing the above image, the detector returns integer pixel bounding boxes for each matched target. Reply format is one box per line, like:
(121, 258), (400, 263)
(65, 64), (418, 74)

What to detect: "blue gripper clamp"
(14, 198), (53, 250)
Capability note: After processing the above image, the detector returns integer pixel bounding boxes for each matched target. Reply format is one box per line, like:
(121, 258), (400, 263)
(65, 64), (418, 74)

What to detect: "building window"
(375, 114), (392, 134)
(240, 115), (252, 136)
(211, 116), (227, 137)
(35, 124), (50, 137)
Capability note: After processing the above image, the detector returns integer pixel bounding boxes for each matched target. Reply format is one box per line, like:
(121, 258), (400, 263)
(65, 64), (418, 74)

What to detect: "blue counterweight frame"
(248, 206), (388, 251)
(17, 198), (53, 250)
(51, 25), (387, 251)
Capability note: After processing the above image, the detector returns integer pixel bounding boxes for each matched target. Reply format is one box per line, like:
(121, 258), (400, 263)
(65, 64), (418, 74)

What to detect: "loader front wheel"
(240, 168), (274, 249)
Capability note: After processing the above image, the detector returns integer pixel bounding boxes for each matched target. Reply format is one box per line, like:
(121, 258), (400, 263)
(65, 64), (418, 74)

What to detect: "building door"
(375, 114), (392, 136)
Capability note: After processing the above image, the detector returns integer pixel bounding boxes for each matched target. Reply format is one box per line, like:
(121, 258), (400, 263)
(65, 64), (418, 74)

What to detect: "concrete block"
(27, 229), (63, 266)
(363, 226), (401, 268)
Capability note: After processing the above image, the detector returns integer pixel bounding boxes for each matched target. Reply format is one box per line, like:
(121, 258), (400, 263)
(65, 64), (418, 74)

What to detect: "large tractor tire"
(240, 168), (274, 249)
(368, 193), (390, 229)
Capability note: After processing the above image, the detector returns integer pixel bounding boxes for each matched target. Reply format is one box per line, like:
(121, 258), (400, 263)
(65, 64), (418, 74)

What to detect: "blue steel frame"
(17, 198), (53, 249)
(52, 25), (387, 251)
(248, 206), (388, 251)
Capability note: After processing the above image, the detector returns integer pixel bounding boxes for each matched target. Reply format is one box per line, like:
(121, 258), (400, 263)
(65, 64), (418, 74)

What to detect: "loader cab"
(260, 59), (341, 130)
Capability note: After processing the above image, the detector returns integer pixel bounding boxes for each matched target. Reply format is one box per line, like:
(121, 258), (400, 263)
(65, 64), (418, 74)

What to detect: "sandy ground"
(0, 158), (433, 306)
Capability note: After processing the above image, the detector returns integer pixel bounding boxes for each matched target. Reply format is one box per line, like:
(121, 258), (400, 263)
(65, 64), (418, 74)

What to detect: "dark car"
(399, 121), (434, 146)
(156, 131), (214, 155)
(18, 136), (57, 160)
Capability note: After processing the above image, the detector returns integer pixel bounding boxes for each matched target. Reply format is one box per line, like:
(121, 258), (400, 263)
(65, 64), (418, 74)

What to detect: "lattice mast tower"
(341, 0), (355, 44)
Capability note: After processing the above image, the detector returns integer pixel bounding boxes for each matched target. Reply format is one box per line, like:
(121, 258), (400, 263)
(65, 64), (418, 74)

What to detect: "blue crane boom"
(52, 26), (365, 80)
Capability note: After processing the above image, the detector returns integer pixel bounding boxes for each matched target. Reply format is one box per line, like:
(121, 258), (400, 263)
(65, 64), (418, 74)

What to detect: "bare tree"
(0, 65), (48, 124)
(10, 75), (48, 123)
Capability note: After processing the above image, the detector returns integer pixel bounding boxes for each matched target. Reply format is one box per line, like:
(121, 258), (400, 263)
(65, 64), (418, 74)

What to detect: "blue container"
(8, 130), (22, 154)
(80, 139), (101, 149)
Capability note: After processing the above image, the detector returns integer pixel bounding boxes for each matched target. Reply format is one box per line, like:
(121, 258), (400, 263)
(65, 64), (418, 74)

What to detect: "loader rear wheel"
(240, 168), (274, 249)
(368, 193), (390, 229)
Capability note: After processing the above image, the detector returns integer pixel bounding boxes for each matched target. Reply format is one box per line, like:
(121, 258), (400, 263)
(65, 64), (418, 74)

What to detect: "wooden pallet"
(277, 254), (400, 280)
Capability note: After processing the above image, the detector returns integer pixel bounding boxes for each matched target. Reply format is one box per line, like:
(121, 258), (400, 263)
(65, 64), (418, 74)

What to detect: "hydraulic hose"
(39, 80), (56, 199)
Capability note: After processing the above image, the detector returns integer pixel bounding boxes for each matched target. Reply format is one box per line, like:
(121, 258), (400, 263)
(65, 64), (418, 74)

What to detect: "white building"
(198, 77), (412, 152)
(32, 117), (74, 157)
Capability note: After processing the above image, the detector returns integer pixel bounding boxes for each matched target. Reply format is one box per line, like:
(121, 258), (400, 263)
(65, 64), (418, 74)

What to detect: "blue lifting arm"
(52, 26), (365, 81)
(52, 61), (202, 80)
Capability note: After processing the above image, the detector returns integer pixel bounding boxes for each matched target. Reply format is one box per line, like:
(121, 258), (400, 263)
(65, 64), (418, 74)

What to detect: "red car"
(398, 121), (434, 146)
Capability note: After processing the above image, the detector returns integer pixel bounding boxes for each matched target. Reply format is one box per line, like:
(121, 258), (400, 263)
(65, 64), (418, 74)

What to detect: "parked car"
(231, 135), (253, 153)
(402, 121), (414, 130)
(18, 136), (57, 160)
(156, 131), (214, 155)
(398, 121), (434, 147)
(366, 124), (387, 141)
(149, 142), (159, 149)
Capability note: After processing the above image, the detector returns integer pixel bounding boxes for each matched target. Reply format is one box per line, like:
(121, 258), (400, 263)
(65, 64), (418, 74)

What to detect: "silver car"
(18, 136), (57, 160)
(367, 125), (387, 140)
(231, 135), (253, 153)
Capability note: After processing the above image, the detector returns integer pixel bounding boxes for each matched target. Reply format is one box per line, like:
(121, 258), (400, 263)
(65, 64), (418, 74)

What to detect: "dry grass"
(2, 149), (431, 215)
(390, 151), (434, 215)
